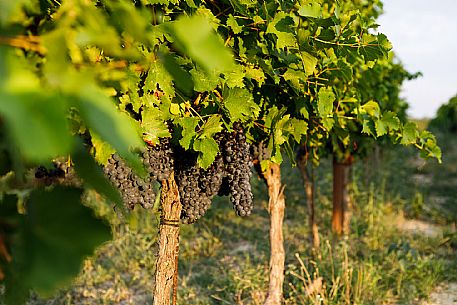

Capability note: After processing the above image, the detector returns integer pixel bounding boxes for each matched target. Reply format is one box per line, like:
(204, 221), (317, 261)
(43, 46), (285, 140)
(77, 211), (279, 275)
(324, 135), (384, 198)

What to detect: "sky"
(377, 0), (457, 118)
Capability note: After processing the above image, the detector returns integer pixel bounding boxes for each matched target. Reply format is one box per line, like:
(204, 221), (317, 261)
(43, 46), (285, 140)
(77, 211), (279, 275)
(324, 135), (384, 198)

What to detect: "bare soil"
(421, 283), (457, 305)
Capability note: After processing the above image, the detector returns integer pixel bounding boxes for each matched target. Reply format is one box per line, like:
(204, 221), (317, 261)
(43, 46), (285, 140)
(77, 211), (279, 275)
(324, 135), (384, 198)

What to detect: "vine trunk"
(153, 173), (182, 305)
(263, 163), (286, 305)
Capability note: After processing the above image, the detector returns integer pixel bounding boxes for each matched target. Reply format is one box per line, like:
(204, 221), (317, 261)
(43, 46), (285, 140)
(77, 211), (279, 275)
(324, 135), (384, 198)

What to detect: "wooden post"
(262, 163), (286, 305)
(153, 173), (182, 305)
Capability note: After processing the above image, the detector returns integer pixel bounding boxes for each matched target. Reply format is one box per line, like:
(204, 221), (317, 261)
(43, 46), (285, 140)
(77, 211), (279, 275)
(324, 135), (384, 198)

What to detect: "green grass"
(24, 133), (457, 305)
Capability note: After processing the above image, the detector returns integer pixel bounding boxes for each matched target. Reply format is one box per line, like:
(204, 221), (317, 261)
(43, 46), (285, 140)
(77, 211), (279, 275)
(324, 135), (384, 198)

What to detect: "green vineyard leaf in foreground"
(1, 187), (111, 305)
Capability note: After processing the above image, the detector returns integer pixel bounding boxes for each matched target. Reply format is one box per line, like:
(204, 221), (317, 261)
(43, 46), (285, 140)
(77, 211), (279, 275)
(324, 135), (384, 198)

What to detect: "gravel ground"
(421, 283), (457, 305)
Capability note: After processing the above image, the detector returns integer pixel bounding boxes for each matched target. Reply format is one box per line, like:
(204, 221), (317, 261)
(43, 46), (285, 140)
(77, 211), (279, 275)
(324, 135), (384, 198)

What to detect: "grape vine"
(0, 0), (442, 303)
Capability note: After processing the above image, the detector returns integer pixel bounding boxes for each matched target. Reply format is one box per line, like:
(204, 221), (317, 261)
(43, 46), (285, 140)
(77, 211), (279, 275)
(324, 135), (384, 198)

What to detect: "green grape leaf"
(317, 88), (335, 117)
(142, 106), (171, 144)
(90, 131), (115, 165)
(382, 111), (401, 131)
(359, 101), (381, 118)
(283, 139), (296, 167)
(166, 15), (235, 73)
(223, 87), (260, 122)
(270, 145), (283, 164)
(72, 6), (124, 57)
(377, 33), (393, 54)
(195, 7), (220, 30)
(286, 118), (308, 143)
(228, 0), (257, 14)
(283, 68), (306, 90)
(0, 48), (73, 162)
(336, 59), (353, 81)
(359, 34), (385, 62)
(268, 113), (293, 164)
(273, 115), (290, 146)
(150, 24), (168, 46)
(224, 65), (246, 88)
(296, 99), (310, 119)
(4, 187), (111, 304)
(142, 0), (179, 4)
(359, 44), (384, 62)
(107, 2), (152, 45)
(322, 118), (334, 131)
(421, 139), (442, 162)
(266, 12), (296, 50)
(418, 130), (441, 157)
(169, 102), (180, 115)
(0, 92), (73, 162)
(176, 117), (199, 150)
(297, 2), (322, 18)
(0, 0), (34, 25)
(268, 115), (307, 162)
(401, 122), (419, 145)
(160, 53), (194, 94)
(227, 14), (243, 34)
(374, 117), (387, 137)
(75, 85), (145, 174)
(265, 106), (287, 129)
(300, 51), (318, 76)
(193, 137), (218, 169)
(244, 65), (266, 85)
(144, 59), (175, 97)
(184, 0), (197, 8)
(190, 67), (220, 92)
(199, 115), (223, 139)
(361, 119), (376, 136)
(119, 94), (142, 114)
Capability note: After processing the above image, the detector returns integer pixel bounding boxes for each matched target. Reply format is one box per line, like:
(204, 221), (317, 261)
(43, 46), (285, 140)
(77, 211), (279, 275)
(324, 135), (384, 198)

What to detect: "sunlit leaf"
(166, 15), (235, 73)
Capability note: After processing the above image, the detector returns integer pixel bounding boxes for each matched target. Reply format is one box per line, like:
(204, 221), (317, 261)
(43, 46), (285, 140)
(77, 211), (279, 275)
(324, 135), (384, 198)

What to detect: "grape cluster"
(142, 138), (174, 181)
(177, 124), (254, 222)
(176, 153), (225, 224)
(104, 154), (156, 209)
(250, 141), (270, 162)
(35, 164), (65, 179)
(221, 123), (254, 216)
(101, 123), (254, 222)
(199, 155), (225, 197)
(250, 141), (271, 178)
(35, 161), (70, 186)
(175, 153), (210, 224)
(103, 139), (175, 210)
